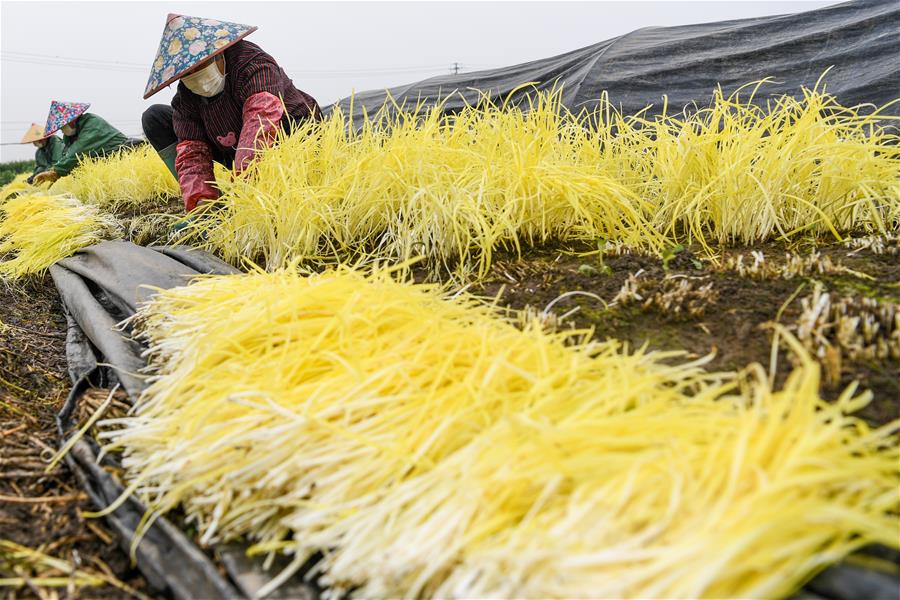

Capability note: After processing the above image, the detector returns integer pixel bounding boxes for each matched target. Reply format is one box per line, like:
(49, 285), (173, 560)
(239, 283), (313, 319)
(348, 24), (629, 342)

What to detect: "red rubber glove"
(32, 169), (60, 185)
(234, 91), (284, 174)
(175, 140), (219, 212)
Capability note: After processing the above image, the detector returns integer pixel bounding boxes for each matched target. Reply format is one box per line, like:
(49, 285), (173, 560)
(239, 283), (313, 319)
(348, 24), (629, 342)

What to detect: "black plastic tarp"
(49, 241), (318, 600)
(331, 0), (900, 125)
(50, 243), (239, 399)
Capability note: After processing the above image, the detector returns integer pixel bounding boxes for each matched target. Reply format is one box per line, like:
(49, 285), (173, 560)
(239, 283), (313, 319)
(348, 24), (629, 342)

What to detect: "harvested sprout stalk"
(102, 265), (899, 599)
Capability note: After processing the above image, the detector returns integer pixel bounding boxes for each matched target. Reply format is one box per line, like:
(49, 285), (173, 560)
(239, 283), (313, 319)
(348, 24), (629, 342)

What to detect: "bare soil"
(0, 279), (154, 599)
(474, 240), (899, 426)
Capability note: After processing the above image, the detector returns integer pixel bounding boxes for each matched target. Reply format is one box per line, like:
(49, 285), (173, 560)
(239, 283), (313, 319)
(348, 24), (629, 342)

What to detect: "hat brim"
(143, 26), (257, 99)
(44, 103), (91, 136)
(20, 130), (52, 144)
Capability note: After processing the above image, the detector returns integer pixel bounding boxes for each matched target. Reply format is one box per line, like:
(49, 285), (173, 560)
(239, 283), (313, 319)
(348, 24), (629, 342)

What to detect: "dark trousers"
(141, 104), (177, 152)
(142, 104), (232, 167)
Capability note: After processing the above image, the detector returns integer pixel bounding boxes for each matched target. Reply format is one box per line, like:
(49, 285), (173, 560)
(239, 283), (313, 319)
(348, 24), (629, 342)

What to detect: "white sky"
(1, 0), (834, 161)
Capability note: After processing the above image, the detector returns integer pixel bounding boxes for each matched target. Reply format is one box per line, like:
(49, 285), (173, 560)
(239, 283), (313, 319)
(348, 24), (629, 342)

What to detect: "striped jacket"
(172, 40), (320, 166)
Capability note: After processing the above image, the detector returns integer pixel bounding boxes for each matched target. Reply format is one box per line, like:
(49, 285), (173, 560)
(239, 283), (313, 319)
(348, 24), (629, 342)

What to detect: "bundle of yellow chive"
(184, 81), (899, 278)
(0, 173), (36, 202)
(0, 192), (118, 279)
(100, 264), (899, 599)
(50, 144), (179, 211)
(0, 145), (177, 279)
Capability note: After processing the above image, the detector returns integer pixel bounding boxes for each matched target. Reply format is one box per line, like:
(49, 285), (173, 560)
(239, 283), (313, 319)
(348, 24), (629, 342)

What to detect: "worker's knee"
(141, 104), (177, 151)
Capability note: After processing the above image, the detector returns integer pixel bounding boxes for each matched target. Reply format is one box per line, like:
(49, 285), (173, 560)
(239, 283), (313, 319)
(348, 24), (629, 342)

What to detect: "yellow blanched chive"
(50, 145), (179, 212)
(101, 264), (898, 599)
(0, 192), (119, 280)
(183, 82), (897, 279)
(0, 173), (37, 202)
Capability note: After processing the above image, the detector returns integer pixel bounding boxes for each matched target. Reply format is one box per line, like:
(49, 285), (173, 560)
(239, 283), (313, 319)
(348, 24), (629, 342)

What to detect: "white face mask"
(182, 59), (226, 97)
(61, 123), (77, 136)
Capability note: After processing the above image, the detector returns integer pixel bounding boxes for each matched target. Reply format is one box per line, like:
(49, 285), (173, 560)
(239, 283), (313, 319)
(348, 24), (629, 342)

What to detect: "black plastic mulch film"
(330, 0), (899, 126)
(50, 242), (318, 599)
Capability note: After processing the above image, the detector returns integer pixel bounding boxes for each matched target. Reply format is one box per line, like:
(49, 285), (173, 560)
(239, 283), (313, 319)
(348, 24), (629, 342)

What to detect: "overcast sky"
(1, 0), (834, 161)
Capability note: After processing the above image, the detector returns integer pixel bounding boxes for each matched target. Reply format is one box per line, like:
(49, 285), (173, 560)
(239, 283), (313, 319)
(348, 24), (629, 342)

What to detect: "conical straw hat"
(20, 123), (50, 144)
(144, 13), (257, 99)
(43, 100), (91, 136)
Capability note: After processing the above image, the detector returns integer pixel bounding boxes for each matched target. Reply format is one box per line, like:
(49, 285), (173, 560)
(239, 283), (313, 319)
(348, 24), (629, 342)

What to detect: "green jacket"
(52, 113), (129, 176)
(32, 136), (64, 177)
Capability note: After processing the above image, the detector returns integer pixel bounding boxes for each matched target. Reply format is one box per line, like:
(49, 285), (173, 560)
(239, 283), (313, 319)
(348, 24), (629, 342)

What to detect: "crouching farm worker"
(141, 14), (321, 213)
(31, 101), (137, 185)
(20, 123), (63, 185)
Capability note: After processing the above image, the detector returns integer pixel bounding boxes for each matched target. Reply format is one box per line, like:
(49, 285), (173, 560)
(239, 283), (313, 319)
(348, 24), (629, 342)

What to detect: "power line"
(286, 64), (450, 75)
(2, 119), (143, 124)
(3, 50), (501, 72)
(1, 53), (149, 73)
(2, 51), (456, 78)
(2, 133), (145, 146)
(1, 123), (143, 133)
(3, 50), (147, 67)
(2, 120), (143, 126)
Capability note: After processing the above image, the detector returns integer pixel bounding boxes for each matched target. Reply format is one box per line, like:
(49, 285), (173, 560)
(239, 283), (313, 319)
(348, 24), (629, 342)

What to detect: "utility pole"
(452, 62), (460, 75)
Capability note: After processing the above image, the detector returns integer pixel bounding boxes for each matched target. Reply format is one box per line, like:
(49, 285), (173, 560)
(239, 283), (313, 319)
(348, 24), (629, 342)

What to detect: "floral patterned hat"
(143, 14), (258, 99)
(20, 123), (50, 144)
(44, 101), (91, 136)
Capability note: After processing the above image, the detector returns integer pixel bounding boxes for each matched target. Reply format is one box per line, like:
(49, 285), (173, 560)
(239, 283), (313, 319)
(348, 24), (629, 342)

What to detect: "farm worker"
(141, 14), (321, 213)
(31, 101), (135, 185)
(19, 123), (63, 185)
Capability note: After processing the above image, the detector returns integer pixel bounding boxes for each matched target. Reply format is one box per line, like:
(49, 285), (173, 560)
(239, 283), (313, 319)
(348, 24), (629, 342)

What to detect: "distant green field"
(0, 160), (35, 187)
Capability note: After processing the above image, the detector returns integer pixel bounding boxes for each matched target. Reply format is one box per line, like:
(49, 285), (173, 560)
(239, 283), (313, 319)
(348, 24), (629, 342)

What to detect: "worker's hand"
(32, 170), (60, 185)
